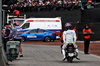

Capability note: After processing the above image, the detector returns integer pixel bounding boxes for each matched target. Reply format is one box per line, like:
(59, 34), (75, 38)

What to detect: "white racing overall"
(62, 29), (79, 59)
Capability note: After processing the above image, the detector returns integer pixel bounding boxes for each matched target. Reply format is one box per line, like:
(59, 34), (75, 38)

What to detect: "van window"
(21, 23), (30, 29)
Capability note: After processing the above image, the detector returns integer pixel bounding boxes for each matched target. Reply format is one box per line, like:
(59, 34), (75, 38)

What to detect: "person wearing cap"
(83, 24), (93, 54)
(2, 23), (11, 52)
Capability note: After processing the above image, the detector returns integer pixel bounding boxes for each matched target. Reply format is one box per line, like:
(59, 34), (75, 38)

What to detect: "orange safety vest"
(83, 28), (92, 39)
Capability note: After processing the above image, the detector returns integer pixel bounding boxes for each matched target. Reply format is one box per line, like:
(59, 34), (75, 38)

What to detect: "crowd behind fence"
(8, 0), (83, 12)
(2, 0), (97, 12)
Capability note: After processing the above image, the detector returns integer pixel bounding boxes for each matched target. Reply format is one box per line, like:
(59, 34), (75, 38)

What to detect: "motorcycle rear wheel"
(67, 57), (73, 63)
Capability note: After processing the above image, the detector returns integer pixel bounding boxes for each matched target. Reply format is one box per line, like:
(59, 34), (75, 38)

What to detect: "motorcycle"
(65, 43), (77, 63)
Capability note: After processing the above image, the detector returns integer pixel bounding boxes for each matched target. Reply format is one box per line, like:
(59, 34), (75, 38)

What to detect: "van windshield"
(14, 20), (24, 26)
(21, 23), (30, 29)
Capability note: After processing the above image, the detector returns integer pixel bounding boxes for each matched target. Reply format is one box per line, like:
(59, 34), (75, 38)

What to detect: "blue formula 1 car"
(21, 29), (56, 42)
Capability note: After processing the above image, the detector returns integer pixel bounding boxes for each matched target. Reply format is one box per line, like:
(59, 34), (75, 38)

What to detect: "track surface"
(9, 44), (100, 66)
(21, 40), (100, 56)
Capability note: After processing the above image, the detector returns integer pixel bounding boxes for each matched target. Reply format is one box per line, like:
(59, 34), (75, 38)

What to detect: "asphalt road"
(9, 44), (100, 66)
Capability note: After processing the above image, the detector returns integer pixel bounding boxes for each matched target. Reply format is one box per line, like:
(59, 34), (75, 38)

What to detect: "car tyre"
(44, 37), (51, 42)
(22, 37), (26, 42)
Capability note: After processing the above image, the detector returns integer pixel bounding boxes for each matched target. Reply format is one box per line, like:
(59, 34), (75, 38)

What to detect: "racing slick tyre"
(22, 37), (26, 42)
(44, 37), (51, 42)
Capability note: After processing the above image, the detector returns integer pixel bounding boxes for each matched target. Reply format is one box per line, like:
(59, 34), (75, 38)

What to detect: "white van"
(20, 17), (62, 38)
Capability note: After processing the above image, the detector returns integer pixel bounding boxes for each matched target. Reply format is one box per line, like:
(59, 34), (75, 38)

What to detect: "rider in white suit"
(62, 22), (80, 61)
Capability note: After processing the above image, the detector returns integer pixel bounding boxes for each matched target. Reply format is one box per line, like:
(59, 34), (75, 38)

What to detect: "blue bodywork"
(21, 29), (56, 41)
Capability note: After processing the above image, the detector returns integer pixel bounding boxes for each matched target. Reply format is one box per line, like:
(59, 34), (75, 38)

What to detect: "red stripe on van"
(26, 20), (60, 22)
(26, 20), (34, 22)
(56, 20), (60, 22)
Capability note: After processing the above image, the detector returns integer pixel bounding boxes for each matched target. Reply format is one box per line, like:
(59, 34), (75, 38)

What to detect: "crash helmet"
(65, 22), (72, 30)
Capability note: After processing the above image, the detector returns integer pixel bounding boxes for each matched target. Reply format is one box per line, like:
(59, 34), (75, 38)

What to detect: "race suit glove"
(64, 42), (66, 44)
(74, 41), (76, 43)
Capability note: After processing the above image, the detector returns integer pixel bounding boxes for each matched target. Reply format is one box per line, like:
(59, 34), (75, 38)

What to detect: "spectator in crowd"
(53, 0), (58, 11)
(71, 0), (79, 10)
(81, 0), (87, 10)
(56, 0), (63, 10)
(87, 0), (92, 9)
(67, 0), (73, 10)
(2, 23), (12, 52)
(83, 24), (93, 54)
(78, 0), (82, 8)
(92, 0), (96, 5)
(45, 0), (50, 10)
(7, 0), (97, 12)
(8, 0), (91, 12)
(13, 23), (23, 57)
(64, 0), (68, 10)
